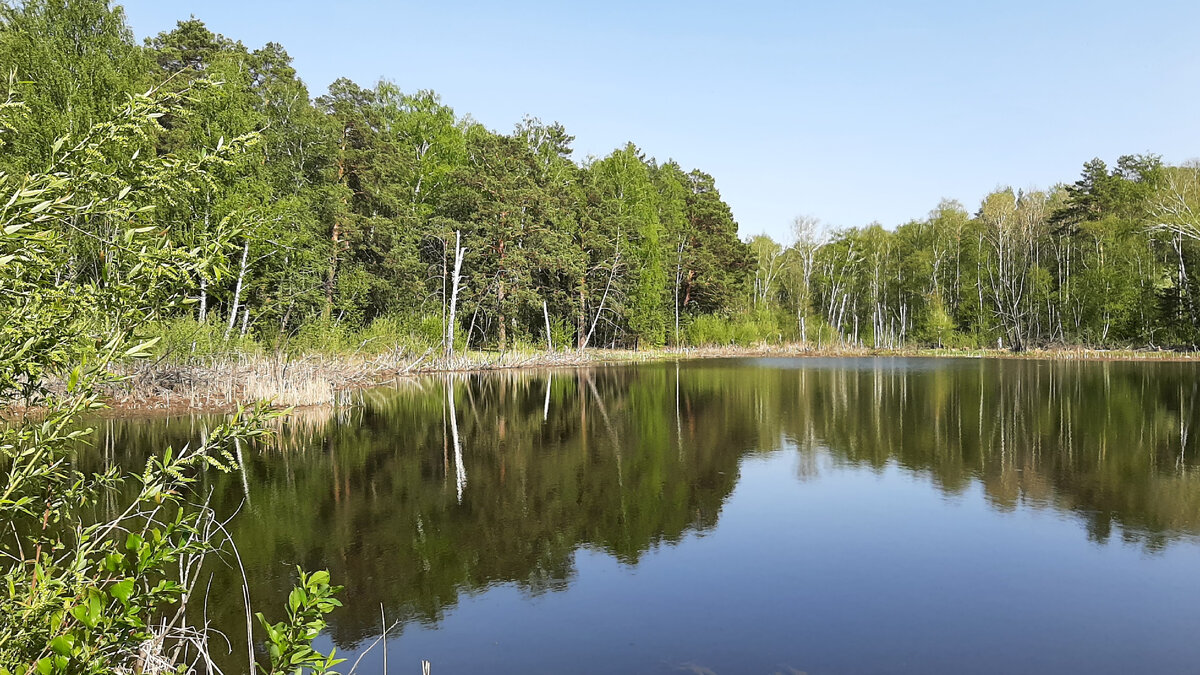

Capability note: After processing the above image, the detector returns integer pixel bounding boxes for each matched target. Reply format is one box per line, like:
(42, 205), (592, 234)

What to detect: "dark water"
(92, 357), (1200, 674)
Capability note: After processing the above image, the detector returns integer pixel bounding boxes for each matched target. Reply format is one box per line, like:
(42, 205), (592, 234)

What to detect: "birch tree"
(789, 215), (827, 344)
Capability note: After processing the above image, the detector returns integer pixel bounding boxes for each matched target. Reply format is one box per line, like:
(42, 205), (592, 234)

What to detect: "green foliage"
(745, 153), (1191, 352)
(351, 314), (444, 355)
(1, 0), (1198, 371)
(279, 314), (446, 356)
(0, 0), (152, 171)
(151, 315), (264, 359)
(590, 144), (667, 346)
(287, 316), (355, 354)
(683, 310), (795, 347)
(0, 71), (338, 674)
(916, 298), (966, 348)
(256, 569), (345, 675)
(1, 2), (758, 356)
(547, 314), (574, 351)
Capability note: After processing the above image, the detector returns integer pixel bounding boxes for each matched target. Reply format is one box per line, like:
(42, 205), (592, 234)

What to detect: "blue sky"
(117, 0), (1200, 241)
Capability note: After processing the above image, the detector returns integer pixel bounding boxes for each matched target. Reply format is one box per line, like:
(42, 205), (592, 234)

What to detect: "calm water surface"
(95, 357), (1200, 674)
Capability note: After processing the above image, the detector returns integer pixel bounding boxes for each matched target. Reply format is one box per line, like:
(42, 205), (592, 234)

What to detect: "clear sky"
(116, 0), (1200, 241)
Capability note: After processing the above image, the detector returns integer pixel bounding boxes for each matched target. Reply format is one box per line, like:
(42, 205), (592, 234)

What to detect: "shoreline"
(11, 344), (1200, 416)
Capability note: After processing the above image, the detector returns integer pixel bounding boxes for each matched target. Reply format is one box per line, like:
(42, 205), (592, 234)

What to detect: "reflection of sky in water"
(343, 447), (1200, 675)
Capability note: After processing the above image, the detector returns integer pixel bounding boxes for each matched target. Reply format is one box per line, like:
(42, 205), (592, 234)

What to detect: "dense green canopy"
(0, 0), (753, 352)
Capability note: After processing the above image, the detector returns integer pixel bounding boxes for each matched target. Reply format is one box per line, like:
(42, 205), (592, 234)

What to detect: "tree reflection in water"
(88, 357), (1200, 662)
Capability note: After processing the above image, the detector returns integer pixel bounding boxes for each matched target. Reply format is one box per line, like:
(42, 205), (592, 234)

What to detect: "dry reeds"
(99, 347), (646, 411)
(107, 352), (392, 410)
(70, 342), (1200, 413)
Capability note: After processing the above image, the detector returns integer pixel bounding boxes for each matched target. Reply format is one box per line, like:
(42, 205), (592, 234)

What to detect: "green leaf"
(123, 337), (161, 357)
(49, 635), (74, 657)
(288, 587), (305, 613)
(70, 603), (95, 628)
(111, 579), (135, 603)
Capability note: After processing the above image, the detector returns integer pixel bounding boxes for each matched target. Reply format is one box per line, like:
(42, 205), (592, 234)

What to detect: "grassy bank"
(76, 342), (1200, 413)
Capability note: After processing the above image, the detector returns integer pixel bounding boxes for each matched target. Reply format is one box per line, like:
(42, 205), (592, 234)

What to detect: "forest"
(5, 0), (1200, 357)
(6, 1), (1200, 673)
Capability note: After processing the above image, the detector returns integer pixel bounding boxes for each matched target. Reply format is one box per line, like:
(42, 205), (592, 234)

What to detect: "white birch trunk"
(445, 231), (466, 358)
(198, 276), (208, 323)
(224, 240), (250, 341)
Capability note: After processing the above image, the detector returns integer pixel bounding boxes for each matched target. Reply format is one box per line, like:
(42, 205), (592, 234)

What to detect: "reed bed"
(63, 342), (1200, 413)
(111, 352), (392, 410)
(103, 347), (649, 411)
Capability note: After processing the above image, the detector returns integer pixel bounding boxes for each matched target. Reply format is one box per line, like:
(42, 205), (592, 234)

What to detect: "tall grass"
(150, 314), (446, 361)
(153, 316), (264, 359)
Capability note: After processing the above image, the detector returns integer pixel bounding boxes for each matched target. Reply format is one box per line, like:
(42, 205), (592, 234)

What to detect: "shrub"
(289, 316), (354, 354)
(0, 82), (339, 674)
(684, 310), (798, 347)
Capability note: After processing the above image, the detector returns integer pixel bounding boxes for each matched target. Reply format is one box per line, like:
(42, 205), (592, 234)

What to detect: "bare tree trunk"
(225, 240), (250, 341)
(441, 235), (448, 351)
(198, 276), (208, 323)
(543, 300), (553, 352)
(836, 294), (849, 342)
(977, 233), (985, 342)
(324, 217), (340, 319)
(280, 300), (293, 335)
(445, 231), (465, 358)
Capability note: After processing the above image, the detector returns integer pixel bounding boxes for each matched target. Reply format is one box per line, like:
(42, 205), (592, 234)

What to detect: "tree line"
(750, 156), (1200, 351)
(5, 0), (1200, 353)
(0, 0), (751, 354)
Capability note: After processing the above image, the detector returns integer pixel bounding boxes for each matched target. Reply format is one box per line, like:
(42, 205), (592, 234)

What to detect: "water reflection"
(89, 357), (1200, 669)
(770, 357), (1200, 545)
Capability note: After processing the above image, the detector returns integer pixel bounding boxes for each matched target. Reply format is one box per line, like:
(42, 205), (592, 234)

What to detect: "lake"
(92, 357), (1200, 674)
